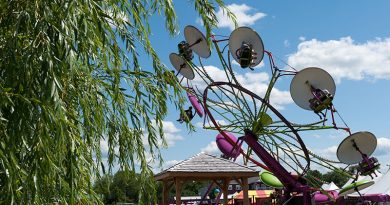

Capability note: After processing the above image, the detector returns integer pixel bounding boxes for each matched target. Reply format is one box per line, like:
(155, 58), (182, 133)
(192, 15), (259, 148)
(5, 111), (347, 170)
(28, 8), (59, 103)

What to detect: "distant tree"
(156, 181), (164, 201)
(305, 169), (324, 188)
(94, 175), (115, 204)
(94, 171), (140, 205)
(0, 0), (235, 204)
(182, 181), (207, 196)
(112, 171), (140, 203)
(322, 170), (350, 188)
(305, 169), (350, 188)
(156, 180), (208, 201)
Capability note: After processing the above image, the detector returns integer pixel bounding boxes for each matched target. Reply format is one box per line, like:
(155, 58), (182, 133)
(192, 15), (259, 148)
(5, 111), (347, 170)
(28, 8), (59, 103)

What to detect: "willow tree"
(0, 0), (234, 204)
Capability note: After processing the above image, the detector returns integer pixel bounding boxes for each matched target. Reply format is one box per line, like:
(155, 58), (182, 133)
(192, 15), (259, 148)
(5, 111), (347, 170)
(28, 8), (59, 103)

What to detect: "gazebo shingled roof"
(155, 152), (258, 180)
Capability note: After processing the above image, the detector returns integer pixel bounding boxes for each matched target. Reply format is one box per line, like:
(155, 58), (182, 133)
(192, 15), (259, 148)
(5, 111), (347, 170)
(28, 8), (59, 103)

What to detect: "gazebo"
(154, 152), (259, 205)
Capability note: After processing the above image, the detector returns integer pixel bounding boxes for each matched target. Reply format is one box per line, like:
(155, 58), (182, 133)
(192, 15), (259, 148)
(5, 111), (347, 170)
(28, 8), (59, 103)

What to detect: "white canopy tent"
(342, 170), (382, 189)
(349, 170), (390, 196)
(321, 182), (339, 191)
(341, 170), (390, 204)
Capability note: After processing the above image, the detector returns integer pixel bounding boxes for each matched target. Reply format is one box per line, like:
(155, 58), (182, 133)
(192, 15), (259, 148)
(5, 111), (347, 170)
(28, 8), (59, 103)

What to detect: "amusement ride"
(168, 25), (383, 205)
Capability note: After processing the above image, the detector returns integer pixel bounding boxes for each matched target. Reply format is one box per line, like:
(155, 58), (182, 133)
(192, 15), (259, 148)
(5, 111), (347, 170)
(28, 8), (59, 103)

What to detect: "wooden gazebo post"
(162, 180), (172, 205)
(175, 178), (182, 205)
(242, 177), (250, 205)
(223, 178), (229, 204)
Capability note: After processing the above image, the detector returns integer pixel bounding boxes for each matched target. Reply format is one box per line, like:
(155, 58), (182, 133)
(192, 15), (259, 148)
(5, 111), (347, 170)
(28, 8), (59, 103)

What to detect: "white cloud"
(195, 121), (204, 128)
(164, 133), (184, 147)
(99, 137), (119, 158)
(161, 121), (184, 147)
(163, 134), (182, 146)
(322, 145), (338, 157)
(303, 145), (341, 173)
(201, 141), (221, 155)
(284, 40), (290, 47)
(374, 137), (390, 156)
(143, 120), (184, 147)
(231, 60), (265, 69)
(106, 9), (129, 29)
(191, 65), (292, 108)
(215, 120), (228, 126)
(199, 4), (266, 31)
(162, 120), (181, 134)
(197, 120), (228, 129)
(152, 159), (182, 173)
(163, 160), (181, 168)
(161, 159), (181, 170)
(299, 36), (306, 41)
(310, 137), (390, 162)
(97, 121), (183, 173)
(100, 139), (109, 156)
(193, 65), (227, 86)
(287, 37), (390, 83)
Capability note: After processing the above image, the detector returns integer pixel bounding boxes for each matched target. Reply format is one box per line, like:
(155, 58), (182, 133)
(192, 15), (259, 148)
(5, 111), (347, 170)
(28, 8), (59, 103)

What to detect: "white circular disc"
(169, 53), (195, 80)
(229, 27), (264, 68)
(338, 180), (374, 197)
(184, 25), (211, 58)
(290, 67), (336, 110)
(337, 132), (377, 165)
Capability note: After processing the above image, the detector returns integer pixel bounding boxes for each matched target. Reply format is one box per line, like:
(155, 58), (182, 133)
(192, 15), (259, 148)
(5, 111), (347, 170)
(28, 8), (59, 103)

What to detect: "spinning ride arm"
(192, 38), (347, 177)
(203, 82), (310, 188)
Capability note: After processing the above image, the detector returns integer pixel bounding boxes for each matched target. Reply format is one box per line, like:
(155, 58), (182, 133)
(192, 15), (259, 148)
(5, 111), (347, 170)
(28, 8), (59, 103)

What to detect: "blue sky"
(104, 1), (390, 174)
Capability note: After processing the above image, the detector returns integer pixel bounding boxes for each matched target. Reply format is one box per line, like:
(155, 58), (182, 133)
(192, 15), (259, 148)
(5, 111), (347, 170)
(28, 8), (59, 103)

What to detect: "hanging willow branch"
(0, 0), (235, 204)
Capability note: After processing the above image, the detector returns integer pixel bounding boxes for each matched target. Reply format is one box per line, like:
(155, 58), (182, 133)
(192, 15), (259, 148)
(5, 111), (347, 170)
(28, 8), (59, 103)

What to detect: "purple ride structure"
(169, 25), (384, 205)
